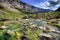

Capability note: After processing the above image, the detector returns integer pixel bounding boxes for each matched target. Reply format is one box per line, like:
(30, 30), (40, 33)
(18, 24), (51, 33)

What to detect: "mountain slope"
(0, 0), (53, 13)
(56, 8), (60, 11)
(19, 1), (53, 13)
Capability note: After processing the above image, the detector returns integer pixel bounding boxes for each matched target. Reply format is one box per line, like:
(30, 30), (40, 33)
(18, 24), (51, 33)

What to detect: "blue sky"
(20, 0), (60, 11)
(20, 0), (46, 4)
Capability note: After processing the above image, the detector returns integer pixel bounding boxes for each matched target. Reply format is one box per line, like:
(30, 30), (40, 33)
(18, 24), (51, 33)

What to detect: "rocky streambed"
(0, 19), (59, 40)
(22, 19), (60, 40)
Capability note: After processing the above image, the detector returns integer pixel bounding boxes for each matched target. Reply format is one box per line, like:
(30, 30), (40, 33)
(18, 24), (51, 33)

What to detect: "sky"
(20, 0), (60, 11)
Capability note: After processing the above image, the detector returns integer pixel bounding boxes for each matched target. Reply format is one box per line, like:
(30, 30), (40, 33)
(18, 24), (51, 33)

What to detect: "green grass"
(0, 22), (42, 40)
(0, 10), (27, 20)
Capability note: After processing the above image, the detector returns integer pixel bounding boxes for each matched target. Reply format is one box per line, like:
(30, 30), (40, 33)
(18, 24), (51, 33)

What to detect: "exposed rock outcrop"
(0, 0), (20, 12)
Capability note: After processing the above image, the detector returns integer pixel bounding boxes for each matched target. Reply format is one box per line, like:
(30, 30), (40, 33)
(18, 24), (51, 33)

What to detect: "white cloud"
(39, 1), (52, 9)
(50, 0), (59, 2)
(34, 0), (60, 11)
(52, 4), (60, 10)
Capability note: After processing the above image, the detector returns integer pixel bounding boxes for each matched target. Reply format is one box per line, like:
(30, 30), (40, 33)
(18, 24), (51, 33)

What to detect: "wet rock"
(7, 30), (15, 35)
(39, 33), (56, 40)
(0, 25), (7, 29)
(40, 36), (54, 40)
